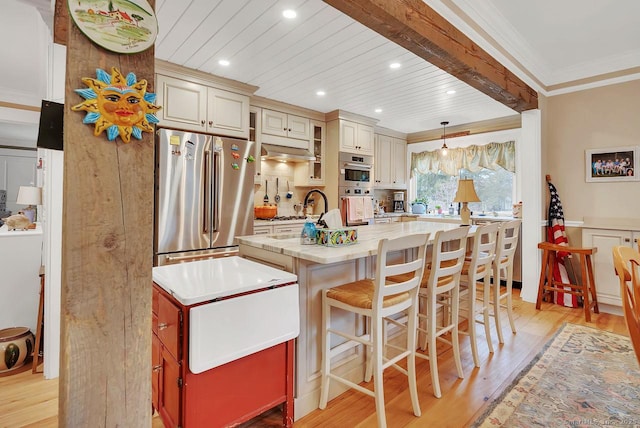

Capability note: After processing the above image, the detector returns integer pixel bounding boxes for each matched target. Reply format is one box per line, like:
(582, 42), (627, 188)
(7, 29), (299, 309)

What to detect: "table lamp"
(16, 185), (42, 223)
(452, 179), (480, 225)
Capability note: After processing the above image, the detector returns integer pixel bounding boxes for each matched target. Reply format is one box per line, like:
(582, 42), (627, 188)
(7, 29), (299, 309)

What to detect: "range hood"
(261, 143), (315, 162)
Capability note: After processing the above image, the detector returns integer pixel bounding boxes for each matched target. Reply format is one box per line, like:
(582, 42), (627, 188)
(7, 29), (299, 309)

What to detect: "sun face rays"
(72, 67), (160, 143)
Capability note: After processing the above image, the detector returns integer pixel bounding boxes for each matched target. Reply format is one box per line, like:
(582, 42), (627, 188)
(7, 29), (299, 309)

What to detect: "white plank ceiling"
(153, 0), (640, 134)
(154, 0), (517, 133)
(7, 0), (640, 138)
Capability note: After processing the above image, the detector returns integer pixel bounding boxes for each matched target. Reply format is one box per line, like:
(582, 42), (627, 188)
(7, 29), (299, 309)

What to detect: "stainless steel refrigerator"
(154, 128), (255, 266)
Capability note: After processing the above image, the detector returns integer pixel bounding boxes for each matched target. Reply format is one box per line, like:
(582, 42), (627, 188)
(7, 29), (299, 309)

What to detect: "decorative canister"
(411, 202), (426, 214)
(300, 220), (317, 245)
(0, 327), (34, 374)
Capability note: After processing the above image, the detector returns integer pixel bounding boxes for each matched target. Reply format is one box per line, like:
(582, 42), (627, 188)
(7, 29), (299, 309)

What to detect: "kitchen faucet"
(303, 189), (328, 226)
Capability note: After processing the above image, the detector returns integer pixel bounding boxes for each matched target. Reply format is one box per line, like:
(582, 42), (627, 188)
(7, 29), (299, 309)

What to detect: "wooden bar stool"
(536, 242), (599, 322)
(318, 233), (429, 427)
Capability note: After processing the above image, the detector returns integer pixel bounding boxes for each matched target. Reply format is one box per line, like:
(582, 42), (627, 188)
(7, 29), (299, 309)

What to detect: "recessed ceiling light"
(283, 9), (297, 19)
(316, 90), (326, 96)
(218, 59), (230, 66)
(446, 90), (456, 94)
(389, 62), (401, 69)
(374, 108), (382, 113)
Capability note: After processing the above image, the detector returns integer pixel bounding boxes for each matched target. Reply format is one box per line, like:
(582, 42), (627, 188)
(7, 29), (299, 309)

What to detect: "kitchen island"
(237, 221), (473, 419)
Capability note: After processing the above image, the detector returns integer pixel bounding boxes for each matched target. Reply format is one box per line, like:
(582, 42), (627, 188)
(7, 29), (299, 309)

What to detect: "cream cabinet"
(374, 134), (406, 189)
(374, 134), (392, 187)
(253, 222), (307, 236)
(392, 138), (407, 187)
(261, 109), (310, 141)
(156, 74), (250, 139)
(582, 227), (640, 309)
(253, 225), (272, 235)
(340, 120), (374, 155)
(295, 121), (325, 186)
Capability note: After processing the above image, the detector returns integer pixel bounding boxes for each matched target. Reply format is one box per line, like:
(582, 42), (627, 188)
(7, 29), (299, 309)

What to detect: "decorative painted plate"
(68, 0), (158, 54)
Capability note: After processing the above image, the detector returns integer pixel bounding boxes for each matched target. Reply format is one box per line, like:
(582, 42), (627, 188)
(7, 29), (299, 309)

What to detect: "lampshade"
(452, 179), (480, 203)
(16, 186), (42, 206)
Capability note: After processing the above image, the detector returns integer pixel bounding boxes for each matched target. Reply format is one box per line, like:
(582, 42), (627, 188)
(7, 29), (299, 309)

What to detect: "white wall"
(0, 0), (49, 107)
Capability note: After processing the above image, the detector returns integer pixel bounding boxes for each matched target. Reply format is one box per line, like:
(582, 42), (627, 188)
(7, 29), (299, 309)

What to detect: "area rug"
(473, 323), (640, 427)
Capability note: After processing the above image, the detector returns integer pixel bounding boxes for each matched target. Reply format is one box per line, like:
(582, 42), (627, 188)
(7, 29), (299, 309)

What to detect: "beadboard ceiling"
(7, 0), (640, 139)
(152, 0), (640, 133)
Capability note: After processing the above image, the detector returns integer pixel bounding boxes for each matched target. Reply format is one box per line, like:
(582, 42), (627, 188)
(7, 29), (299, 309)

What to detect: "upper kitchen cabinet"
(154, 60), (257, 139)
(207, 87), (250, 139)
(374, 131), (407, 189)
(374, 134), (392, 187)
(326, 110), (377, 156)
(262, 109), (310, 141)
(295, 121), (325, 186)
(340, 120), (374, 155)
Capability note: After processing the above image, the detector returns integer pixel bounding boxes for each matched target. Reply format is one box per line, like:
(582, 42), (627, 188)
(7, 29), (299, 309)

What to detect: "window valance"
(410, 141), (516, 177)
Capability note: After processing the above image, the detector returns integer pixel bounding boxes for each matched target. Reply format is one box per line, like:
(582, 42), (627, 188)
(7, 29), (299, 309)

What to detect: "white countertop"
(152, 256), (297, 305)
(237, 221), (476, 265)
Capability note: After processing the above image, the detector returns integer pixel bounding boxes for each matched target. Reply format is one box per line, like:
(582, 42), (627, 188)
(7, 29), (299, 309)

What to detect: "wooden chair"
(458, 222), (500, 367)
(318, 233), (429, 428)
(490, 220), (521, 343)
(416, 226), (468, 398)
(612, 245), (640, 364)
(536, 242), (599, 322)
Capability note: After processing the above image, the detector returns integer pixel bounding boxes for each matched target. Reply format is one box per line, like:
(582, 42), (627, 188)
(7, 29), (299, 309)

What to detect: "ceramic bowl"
(0, 327), (34, 373)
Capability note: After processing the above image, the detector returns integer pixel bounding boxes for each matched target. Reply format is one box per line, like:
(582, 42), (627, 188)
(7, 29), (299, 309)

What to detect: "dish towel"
(363, 198), (374, 220)
(344, 197), (375, 224)
(347, 197), (364, 223)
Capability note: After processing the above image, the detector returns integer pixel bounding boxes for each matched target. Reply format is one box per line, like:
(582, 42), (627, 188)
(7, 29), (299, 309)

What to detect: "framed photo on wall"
(585, 146), (639, 182)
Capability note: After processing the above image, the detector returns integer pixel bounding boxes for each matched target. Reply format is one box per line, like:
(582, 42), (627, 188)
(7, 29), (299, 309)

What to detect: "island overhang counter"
(236, 221), (474, 420)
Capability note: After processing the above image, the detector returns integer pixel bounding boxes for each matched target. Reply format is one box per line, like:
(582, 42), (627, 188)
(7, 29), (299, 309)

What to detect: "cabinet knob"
(152, 365), (162, 372)
(625, 238), (631, 243)
(208, 120), (213, 126)
(200, 120), (205, 126)
(158, 322), (168, 330)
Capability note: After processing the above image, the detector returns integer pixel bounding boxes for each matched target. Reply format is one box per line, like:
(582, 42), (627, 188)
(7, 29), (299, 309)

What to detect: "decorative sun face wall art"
(72, 67), (161, 143)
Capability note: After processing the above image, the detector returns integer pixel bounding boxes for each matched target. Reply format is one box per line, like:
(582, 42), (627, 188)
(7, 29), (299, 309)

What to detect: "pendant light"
(440, 121), (449, 156)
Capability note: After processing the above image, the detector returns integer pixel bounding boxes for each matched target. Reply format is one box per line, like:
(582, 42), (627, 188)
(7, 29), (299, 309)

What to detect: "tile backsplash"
(254, 160), (311, 217)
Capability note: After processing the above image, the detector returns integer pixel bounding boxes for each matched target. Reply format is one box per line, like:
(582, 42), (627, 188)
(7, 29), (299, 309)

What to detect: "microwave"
(339, 152), (373, 188)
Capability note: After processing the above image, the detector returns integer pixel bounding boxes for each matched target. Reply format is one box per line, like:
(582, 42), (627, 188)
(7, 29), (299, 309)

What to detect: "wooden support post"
(58, 3), (155, 425)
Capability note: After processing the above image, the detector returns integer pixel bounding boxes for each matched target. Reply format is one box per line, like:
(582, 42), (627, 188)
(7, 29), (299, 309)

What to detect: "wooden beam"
(54, 0), (67, 45)
(58, 3), (155, 426)
(323, 0), (538, 112)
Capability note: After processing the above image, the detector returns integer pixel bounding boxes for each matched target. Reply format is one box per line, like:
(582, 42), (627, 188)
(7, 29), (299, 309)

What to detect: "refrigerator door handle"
(204, 150), (211, 233)
(212, 150), (220, 232)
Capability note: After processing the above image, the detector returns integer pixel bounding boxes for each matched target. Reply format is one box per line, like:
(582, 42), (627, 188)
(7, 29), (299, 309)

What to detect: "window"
(415, 167), (514, 216)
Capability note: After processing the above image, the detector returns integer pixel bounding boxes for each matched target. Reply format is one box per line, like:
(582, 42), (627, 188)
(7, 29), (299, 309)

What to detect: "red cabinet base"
(184, 341), (294, 427)
(153, 284), (295, 427)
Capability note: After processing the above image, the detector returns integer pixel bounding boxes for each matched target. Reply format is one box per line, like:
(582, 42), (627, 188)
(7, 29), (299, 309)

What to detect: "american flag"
(547, 181), (578, 308)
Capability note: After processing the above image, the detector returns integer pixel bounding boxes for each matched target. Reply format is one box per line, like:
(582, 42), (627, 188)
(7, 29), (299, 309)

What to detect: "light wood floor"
(0, 291), (627, 427)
